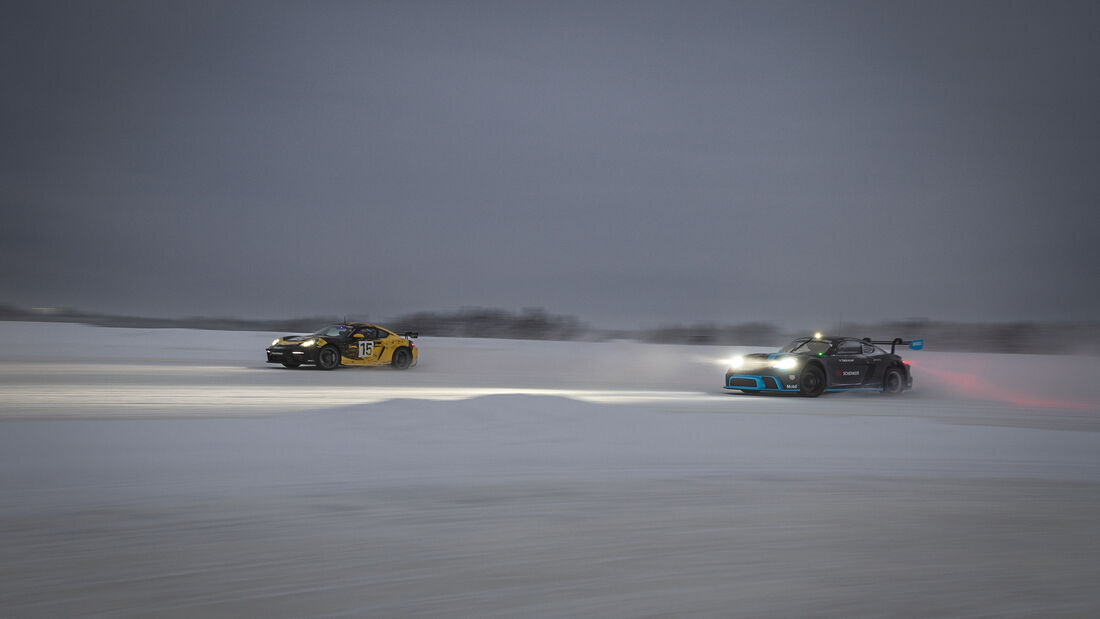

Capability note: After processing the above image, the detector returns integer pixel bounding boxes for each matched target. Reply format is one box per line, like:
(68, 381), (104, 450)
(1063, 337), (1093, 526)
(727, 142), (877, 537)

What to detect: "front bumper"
(265, 346), (320, 364)
(725, 372), (801, 392)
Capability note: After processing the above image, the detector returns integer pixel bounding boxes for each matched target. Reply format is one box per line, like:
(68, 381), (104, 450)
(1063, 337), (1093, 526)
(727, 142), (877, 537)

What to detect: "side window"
(862, 343), (875, 354)
(837, 341), (862, 355)
(359, 327), (381, 340)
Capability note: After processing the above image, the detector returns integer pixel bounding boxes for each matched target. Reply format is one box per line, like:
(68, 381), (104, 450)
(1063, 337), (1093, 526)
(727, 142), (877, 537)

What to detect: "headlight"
(727, 356), (744, 370)
(300, 339), (316, 347)
(271, 339), (279, 346)
(771, 357), (798, 370)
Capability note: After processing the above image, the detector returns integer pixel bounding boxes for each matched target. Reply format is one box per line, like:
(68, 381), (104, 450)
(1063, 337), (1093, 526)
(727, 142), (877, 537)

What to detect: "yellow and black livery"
(266, 323), (418, 370)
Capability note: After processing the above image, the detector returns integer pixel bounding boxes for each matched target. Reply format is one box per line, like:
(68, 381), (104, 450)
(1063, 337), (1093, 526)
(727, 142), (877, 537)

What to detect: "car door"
(351, 326), (386, 364)
(830, 339), (872, 386)
(862, 342), (888, 385)
(349, 327), (380, 360)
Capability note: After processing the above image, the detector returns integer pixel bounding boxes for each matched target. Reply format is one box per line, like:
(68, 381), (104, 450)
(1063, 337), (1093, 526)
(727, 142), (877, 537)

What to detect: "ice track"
(2, 322), (1099, 617)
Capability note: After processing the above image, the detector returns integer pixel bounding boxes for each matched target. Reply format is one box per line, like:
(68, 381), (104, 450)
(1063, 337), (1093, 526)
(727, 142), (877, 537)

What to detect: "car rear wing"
(864, 337), (924, 354)
(401, 331), (419, 339)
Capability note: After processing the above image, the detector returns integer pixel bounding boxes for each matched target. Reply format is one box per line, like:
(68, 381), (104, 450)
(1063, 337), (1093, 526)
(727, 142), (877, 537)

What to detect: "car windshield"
(779, 338), (832, 355)
(311, 325), (351, 337)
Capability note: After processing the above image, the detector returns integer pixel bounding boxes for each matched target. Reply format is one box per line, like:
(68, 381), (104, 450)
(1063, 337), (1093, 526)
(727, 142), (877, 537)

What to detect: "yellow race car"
(266, 322), (418, 370)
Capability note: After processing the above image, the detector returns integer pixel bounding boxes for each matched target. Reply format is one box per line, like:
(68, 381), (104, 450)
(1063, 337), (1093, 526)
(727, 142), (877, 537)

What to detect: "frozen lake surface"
(1, 322), (1098, 617)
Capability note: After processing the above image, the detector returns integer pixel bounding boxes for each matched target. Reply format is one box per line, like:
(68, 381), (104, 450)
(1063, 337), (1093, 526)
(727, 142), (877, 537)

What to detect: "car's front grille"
(729, 377), (757, 388)
(762, 376), (779, 390)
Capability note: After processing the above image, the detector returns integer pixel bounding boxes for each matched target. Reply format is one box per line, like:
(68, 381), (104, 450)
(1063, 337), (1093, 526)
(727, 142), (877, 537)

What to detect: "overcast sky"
(2, 1), (1098, 328)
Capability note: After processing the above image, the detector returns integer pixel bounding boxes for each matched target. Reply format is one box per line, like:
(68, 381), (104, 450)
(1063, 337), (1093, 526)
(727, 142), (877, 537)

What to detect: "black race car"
(724, 334), (922, 397)
(266, 322), (418, 370)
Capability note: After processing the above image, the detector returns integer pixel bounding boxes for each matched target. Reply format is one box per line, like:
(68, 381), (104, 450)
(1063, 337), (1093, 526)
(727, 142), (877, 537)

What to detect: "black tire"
(882, 367), (905, 395)
(317, 346), (341, 370)
(391, 347), (412, 370)
(281, 359), (301, 369)
(799, 365), (826, 397)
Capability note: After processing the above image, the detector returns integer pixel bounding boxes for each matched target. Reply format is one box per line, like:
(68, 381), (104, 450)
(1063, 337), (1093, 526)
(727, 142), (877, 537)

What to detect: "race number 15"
(358, 341), (373, 357)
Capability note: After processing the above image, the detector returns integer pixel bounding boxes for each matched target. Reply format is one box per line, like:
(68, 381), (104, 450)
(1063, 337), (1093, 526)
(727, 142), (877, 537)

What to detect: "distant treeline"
(636, 319), (1100, 355)
(386, 308), (586, 341)
(2, 304), (1097, 354)
(0, 305), (339, 335)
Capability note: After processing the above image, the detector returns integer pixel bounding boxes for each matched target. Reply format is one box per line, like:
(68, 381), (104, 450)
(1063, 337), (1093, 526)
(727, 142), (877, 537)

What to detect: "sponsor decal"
(785, 384), (798, 389)
(842, 370), (860, 376)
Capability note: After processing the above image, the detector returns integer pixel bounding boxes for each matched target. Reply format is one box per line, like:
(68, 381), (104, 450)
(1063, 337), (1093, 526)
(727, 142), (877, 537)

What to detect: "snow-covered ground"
(1, 321), (1099, 617)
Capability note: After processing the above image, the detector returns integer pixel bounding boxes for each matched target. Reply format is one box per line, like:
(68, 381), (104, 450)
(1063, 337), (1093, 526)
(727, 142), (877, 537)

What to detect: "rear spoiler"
(863, 337), (923, 354)
(401, 331), (419, 339)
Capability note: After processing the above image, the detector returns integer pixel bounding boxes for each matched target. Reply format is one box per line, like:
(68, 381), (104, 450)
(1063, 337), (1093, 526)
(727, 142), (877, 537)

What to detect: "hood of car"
(745, 352), (803, 360)
(274, 335), (317, 345)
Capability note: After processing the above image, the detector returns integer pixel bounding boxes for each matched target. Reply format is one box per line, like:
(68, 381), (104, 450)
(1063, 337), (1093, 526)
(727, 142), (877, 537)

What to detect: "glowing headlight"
(771, 357), (798, 370)
(727, 356), (744, 370)
(300, 339), (316, 347)
(271, 339), (279, 346)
